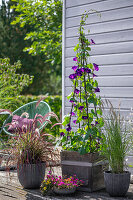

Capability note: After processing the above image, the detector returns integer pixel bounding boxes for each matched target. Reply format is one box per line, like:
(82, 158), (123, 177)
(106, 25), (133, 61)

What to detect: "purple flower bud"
(67, 136), (70, 140)
(85, 68), (91, 73)
(72, 66), (78, 71)
(95, 121), (99, 125)
(69, 74), (77, 79)
(82, 116), (88, 120)
(93, 73), (97, 78)
(66, 124), (71, 132)
(60, 132), (65, 136)
(74, 89), (80, 94)
(69, 100), (74, 103)
(73, 103), (76, 107)
(90, 39), (95, 44)
(73, 57), (78, 61)
(95, 87), (100, 93)
(73, 120), (77, 124)
(93, 63), (99, 71)
(78, 106), (84, 111)
(71, 112), (75, 116)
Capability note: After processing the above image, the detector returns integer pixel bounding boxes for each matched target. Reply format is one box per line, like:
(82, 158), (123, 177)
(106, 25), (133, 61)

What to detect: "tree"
(11, 0), (62, 66)
(0, 0), (62, 95)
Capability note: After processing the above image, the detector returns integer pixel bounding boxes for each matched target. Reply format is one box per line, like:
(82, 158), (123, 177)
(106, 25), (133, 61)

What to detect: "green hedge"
(0, 95), (62, 140)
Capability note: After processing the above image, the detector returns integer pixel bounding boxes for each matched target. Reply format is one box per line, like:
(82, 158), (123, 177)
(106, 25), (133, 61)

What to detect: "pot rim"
(104, 170), (131, 175)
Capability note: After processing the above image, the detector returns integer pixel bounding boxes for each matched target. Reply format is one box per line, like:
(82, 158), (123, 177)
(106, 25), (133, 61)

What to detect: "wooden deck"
(0, 169), (133, 200)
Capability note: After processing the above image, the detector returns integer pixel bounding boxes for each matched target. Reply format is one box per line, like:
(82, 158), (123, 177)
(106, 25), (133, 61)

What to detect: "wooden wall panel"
(63, 0), (133, 171)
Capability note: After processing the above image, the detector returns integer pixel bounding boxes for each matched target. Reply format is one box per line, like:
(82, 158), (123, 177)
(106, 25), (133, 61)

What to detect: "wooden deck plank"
(0, 170), (133, 200)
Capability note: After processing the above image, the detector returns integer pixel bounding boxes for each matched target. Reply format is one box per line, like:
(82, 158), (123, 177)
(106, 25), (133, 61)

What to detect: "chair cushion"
(8, 115), (34, 133)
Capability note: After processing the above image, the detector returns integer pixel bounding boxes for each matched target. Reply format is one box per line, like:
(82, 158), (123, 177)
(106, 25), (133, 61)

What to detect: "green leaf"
(86, 47), (91, 51)
(96, 109), (102, 115)
(86, 83), (93, 90)
(79, 146), (87, 155)
(91, 109), (97, 117)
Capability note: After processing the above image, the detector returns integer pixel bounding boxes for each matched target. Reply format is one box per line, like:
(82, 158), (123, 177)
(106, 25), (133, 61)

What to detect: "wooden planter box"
(61, 151), (108, 192)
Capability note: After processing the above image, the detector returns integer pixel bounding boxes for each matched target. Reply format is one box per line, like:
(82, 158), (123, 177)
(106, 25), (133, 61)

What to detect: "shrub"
(0, 58), (33, 141)
(0, 95), (62, 141)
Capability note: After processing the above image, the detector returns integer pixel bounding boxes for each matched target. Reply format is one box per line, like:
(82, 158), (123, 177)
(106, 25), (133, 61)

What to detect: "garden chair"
(3, 101), (51, 136)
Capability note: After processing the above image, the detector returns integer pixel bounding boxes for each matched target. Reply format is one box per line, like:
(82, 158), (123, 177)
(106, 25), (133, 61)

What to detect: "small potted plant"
(57, 11), (105, 192)
(40, 171), (83, 195)
(3, 101), (60, 189)
(101, 100), (131, 197)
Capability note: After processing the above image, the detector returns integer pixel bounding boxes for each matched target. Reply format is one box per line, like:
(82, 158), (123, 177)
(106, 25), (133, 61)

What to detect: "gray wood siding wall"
(62, 0), (133, 171)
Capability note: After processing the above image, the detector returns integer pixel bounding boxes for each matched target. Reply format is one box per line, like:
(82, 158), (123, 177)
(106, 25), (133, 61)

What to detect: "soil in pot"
(104, 171), (131, 197)
(17, 162), (46, 189)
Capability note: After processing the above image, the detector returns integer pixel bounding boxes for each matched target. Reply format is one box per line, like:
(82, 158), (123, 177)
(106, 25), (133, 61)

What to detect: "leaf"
(91, 109), (97, 117)
(83, 129), (92, 141)
(86, 47), (91, 51)
(96, 109), (102, 115)
(79, 146), (87, 155)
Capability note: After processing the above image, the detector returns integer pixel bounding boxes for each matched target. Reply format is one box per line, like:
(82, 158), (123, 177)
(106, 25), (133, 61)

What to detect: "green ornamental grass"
(102, 100), (131, 173)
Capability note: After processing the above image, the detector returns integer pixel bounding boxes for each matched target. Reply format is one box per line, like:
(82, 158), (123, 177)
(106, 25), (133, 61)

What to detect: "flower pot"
(17, 163), (46, 189)
(104, 171), (131, 197)
(61, 151), (108, 192)
(53, 187), (76, 195)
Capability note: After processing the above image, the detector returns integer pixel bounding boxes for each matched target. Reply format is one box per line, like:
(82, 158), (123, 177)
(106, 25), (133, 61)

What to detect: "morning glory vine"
(59, 11), (104, 154)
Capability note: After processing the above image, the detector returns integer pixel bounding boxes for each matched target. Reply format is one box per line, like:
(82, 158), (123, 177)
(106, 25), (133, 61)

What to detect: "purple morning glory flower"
(74, 89), (80, 94)
(90, 39), (95, 44)
(93, 63), (99, 71)
(85, 68), (91, 73)
(60, 132), (65, 137)
(69, 74), (77, 79)
(76, 69), (82, 77)
(78, 106), (84, 111)
(95, 121), (99, 125)
(95, 87), (100, 92)
(73, 57), (78, 61)
(80, 68), (86, 73)
(72, 66), (78, 71)
(71, 112), (75, 116)
(77, 72), (82, 77)
(76, 69), (81, 73)
(73, 120), (77, 124)
(66, 126), (71, 132)
(73, 103), (76, 107)
(93, 73), (97, 78)
(82, 116), (88, 120)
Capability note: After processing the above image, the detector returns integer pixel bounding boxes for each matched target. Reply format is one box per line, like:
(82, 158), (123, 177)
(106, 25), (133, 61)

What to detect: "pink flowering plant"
(59, 12), (104, 154)
(40, 171), (83, 195)
(1, 99), (60, 165)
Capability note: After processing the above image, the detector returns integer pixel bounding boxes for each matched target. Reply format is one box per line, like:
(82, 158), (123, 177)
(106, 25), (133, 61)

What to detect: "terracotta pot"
(17, 163), (45, 189)
(104, 171), (131, 197)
